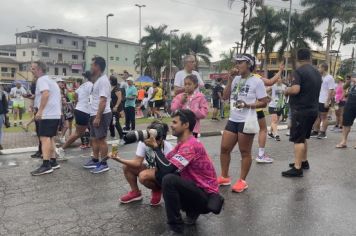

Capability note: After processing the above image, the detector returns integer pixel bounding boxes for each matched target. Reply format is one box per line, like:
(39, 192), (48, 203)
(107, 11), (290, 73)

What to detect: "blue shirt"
(125, 85), (137, 108)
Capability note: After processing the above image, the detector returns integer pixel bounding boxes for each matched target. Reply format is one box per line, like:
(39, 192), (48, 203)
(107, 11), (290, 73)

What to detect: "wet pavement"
(0, 128), (356, 235)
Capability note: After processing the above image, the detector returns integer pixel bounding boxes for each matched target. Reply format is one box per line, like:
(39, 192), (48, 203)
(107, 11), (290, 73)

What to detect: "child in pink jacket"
(171, 74), (209, 137)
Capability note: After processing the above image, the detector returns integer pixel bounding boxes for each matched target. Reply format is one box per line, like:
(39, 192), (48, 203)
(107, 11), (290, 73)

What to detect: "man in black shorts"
(282, 48), (322, 177)
(212, 78), (223, 120)
(30, 61), (62, 176)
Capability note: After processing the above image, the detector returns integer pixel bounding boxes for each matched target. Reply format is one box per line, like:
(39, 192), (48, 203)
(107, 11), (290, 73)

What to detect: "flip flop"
(336, 144), (347, 149)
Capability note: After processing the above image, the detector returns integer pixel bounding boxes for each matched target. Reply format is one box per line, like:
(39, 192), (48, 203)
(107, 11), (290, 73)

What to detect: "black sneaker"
(168, 224), (184, 234)
(275, 135), (281, 141)
(289, 160), (310, 169)
(50, 160), (60, 170)
(268, 132), (275, 139)
(31, 164), (53, 176)
(185, 213), (200, 225)
(281, 167), (303, 177)
(31, 152), (42, 159)
(310, 131), (319, 138)
(317, 132), (327, 139)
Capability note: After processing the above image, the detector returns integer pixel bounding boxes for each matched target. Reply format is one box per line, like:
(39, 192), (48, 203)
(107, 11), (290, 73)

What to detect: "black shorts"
(74, 109), (90, 126)
(268, 107), (283, 116)
(342, 104), (356, 127)
(212, 99), (220, 109)
(224, 120), (253, 135)
(153, 100), (164, 108)
(38, 119), (60, 137)
(257, 110), (265, 120)
(319, 103), (329, 113)
(289, 110), (317, 144)
(337, 101), (346, 108)
(148, 101), (154, 108)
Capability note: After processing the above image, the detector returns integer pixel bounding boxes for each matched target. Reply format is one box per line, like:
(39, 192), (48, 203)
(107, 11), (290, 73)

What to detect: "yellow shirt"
(153, 87), (163, 101)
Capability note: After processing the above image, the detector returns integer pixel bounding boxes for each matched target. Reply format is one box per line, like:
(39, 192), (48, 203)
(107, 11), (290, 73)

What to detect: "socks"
(50, 158), (56, 163)
(92, 158), (99, 162)
(258, 148), (265, 157)
(43, 160), (50, 166)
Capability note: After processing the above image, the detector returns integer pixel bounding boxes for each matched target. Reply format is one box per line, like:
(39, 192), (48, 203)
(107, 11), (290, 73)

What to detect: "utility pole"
(106, 13), (114, 76)
(135, 4), (146, 76)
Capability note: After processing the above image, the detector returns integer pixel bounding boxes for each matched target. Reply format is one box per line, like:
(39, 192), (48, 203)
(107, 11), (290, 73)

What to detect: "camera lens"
(123, 130), (150, 144)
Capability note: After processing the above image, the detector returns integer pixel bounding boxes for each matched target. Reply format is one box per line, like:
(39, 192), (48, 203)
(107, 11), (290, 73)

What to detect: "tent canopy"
(136, 76), (154, 83)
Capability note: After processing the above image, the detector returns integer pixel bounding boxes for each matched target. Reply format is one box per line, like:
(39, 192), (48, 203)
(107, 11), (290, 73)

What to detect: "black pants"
(124, 107), (136, 130)
(34, 114), (42, 154)
(109, 112), (124, 139)
(162, 174), (210, 225)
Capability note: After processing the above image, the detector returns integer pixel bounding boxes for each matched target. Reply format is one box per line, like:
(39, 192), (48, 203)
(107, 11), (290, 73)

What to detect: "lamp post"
(169, 29), (179, 99)
(282, 0), (292, 80)
(135, 4), (146, 76)
(106, 13), (114, 76)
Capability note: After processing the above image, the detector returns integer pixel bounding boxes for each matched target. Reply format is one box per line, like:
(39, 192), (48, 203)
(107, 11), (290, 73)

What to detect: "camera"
(123, 121), (168, 144)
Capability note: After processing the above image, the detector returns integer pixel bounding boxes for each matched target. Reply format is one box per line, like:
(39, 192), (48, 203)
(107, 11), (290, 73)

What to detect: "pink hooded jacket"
(171, 92), (209, 134)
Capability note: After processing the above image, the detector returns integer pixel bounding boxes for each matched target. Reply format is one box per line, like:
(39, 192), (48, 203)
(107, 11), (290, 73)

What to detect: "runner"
(174, 55), (204, 95)
(10, 82), (27, 127)
(109, 75), (124, 144)
(211, 78), (224, 121)
(56, 71), (93, 159)
(218, 54), (268, 192)
(31, 61), (61, 176)
(311, 63), (335, 139)
(110, 121), (173, 206)
(124, 77), (137, 131)
(267, 77), (287, 141)
(0, 88), (9, 150)
(150, 82), (164, 119)
(282, 48), (322, 177)
(83, 57), (112, 174)
(171, 74), (209, 138)
(332, 75), (346, 132)
(336, 74), (356, 149)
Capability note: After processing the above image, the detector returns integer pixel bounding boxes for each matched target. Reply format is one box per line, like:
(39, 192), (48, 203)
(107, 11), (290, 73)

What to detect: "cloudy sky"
(0, 0), (354, 61)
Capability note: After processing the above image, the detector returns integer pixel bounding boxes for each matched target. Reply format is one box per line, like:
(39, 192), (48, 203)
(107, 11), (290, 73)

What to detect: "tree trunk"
(244, 0), (255, 53)
(325, 17), (333, 71)
(333, 23), (345, 77)
(264, 49), (268, 79)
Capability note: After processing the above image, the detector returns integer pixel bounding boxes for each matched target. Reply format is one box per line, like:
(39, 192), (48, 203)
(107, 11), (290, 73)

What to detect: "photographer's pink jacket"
(171, 92), (209, 134)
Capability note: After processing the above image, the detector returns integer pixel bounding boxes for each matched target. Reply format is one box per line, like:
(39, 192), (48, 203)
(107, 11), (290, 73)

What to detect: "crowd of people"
(0, 48), (355, 233)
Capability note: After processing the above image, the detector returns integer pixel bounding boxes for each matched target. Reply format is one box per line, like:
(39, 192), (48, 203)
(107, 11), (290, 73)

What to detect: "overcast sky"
(0, 0), (354, 61)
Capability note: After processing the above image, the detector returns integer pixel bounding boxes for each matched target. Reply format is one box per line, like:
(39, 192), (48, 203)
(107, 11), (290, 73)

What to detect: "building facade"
(0, 45), (16, 59)
(84, 36), (139, 78)
(0, 57), (19, 82)
(15, 29), (85, 80)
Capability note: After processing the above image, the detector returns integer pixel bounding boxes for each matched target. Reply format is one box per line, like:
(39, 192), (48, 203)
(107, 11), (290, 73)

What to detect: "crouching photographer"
(110, 120), (173, 206)
(144, 109), (224, 234)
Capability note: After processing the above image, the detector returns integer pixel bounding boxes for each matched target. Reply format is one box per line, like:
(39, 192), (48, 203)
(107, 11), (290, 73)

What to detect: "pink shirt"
(335, 82), (345, 103)
(166, 136), (219, 194)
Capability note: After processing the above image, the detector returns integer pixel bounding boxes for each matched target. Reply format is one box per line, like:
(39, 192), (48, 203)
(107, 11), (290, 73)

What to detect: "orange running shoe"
(217, 176), (231, 186)
(232, 179), (248, 193)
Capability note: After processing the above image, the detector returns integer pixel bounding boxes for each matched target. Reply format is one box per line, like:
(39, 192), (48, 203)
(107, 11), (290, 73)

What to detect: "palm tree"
(218, 49), (235, 72)
(188, 34), (212, 70)
(301, 0), (355, 66)
(141, 24), (169, 50)
(341, 23), (356, 45)
(245, 6), (283, 77)
(276, 10), (322, 70)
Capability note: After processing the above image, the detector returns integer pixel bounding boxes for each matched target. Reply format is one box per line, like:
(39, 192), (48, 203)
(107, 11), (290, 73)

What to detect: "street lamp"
(135, 4), (146, 76)
(106, 13), (114, 76)
(282, 0), (292, 80)
(169, 29), (179, 99)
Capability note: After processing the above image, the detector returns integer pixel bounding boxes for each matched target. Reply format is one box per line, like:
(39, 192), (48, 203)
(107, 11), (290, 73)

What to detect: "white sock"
(258, 148), (265, 156)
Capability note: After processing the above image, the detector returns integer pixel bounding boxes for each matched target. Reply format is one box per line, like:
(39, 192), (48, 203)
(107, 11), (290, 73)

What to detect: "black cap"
(82, 71), (91, 79)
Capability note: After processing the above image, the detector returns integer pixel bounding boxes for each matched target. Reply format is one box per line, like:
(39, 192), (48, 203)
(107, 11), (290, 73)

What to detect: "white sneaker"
(60, 137), (66, 144)
(119, 139), (125, 146)
(55, 147), (67, 161)
(256, 154), (273, 163)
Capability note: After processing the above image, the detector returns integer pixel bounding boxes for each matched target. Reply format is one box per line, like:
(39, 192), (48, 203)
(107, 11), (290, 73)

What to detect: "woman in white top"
(56, 71), (93, 158)
(217, 54), (268, 193)
(267, 78), (287, 141)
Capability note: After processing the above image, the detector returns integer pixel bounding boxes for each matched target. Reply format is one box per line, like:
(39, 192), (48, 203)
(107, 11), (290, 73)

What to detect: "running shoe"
(83, 159), (99, 169)
(79, 144), (87, 149)
(285, 131), (290, 136)
(282, 167), (303, 177)
(55, 147), (67, 161)
(50, 160), (60, 170)
(268, 132), (275, 139)
(91, 162), (110, 174)
(60, 137), (66, 144)
(150, 190), (162, 206)
(256, 154), (273, 163)
(119, 190), (143, 204)
(310, 131), (319, 138)
(275, 135), (281, 141)
(31, 164), (53, 176)
(217, 176), (231, 186)
(119, 139), (125, 146)
(30, 151), (42, 159)
(232, 179), (248, 193)
(185, 212), (200, 225)
(289, 160), (310, 170)
(317, 133), (327, 139)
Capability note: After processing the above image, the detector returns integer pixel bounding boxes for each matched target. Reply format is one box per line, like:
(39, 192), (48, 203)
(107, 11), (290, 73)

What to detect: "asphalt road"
(0, 129), (356, 236)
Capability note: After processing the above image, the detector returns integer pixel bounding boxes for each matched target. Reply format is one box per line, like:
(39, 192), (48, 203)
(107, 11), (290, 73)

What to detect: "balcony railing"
(1, 72), (15, 78)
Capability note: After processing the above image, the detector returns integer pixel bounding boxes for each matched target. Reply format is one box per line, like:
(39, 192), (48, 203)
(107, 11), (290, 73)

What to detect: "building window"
(115, 57), (120, 61)
(11, 68), (16, 77)
(63, 68), (67, 75)
(270, 59), (277, 65)
(10, 53), (16, 57)
(125, 57), (128, 61)
(72, 69), (79, 74)
(22, 51), (26, 56)
(55, 67), (59, 75)
(1, 67), (8, 72)
(42, 52), (49, 57)
(115, 44), (118, 48)
(72, 41), (78, 46)
(312, 59), (318, 65)
(110, 56), (114, 61)
(32, 51), (34, 56)
(72, 55), (78, 60)
(58, 53), (63, 62)
(0, 52), (9, 56)
(88, 41), (96, 47)
(57, 39), (63, 44)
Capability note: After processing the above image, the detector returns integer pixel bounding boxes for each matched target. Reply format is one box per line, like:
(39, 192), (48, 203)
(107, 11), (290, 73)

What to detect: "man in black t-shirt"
(282, 48), (322, 177)
(211, 78), (224, 120)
